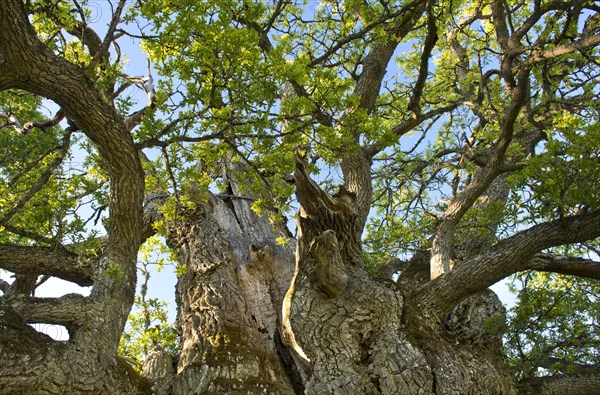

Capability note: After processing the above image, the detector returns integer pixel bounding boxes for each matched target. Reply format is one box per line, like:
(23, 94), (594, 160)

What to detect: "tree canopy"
(0, 0), (599, 393)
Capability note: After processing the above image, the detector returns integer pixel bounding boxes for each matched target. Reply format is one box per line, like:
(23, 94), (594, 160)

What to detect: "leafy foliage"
(1, 0), (599, 387)
(504, 271), (600, 380)
(119, 295), (178, 371)
(119, 239), (179, 371)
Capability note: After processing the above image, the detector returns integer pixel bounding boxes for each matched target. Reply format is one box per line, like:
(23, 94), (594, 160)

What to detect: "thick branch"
(412, 211), (600, 317)
(353, 3), (424, 114)
(2, 293), (90, 328)
(0, 244), (93, 286)
(527, 253), (600, 279)
(0, 0), (144, 351)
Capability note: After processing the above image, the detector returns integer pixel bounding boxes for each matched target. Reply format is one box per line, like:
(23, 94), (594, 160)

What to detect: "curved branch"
(0, 244), (94, 286)
(0, 0), (144, 355)
(411, 210), (600, 317)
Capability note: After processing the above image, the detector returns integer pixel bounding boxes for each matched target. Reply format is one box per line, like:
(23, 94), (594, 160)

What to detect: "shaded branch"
(0, 244), (94, 286)
(527, 253), (600, 279)
(141, 193), (170, 242)
(2, 224), (57, 245)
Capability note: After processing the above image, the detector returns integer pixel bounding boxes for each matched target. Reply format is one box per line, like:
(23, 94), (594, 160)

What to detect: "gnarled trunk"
(151, 158), (517, 394)
(165, 167), (297, 394)
(279, 157), (516, 394)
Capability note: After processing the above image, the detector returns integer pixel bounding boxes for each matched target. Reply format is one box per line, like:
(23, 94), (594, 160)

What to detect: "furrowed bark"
(0, 244), (93, 287)
(284, 157), (516, 394)
(166, 163), (297, 394)
(0, 1), (146, 392)
(1, 294), (89, 329)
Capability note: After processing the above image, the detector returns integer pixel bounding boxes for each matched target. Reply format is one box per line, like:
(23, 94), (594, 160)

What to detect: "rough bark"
(281, 157), (516, 394)
(0, 0), (146, 392)
(0, 244), (93, 287)
(165, 166), (297, 394)
(516, 364), (600, 395)
(1, 1), (599, 393)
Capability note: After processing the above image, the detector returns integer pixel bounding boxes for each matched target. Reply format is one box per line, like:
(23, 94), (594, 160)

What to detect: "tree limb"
(411, 210), (600, 317)
(527, 253), (600, 279)
(2, 224), (57, 245)
(0, 0), (145, 352)
(407, 0), (438, 116)
(2, 293), (90, 328)
(523, 33), (600, 67)
(0, 244), (94, 286)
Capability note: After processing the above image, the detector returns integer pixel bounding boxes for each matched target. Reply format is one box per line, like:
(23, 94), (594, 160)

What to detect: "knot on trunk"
(249, 243), (272, 269)
(445, 290), (506, 344)
(310, 230), (348, 298)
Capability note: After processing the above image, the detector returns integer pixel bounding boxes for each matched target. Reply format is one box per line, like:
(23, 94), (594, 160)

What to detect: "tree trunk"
(278, 157), (516, 395)
(165, 165), (298, 394)
(141, 157), (518, 394)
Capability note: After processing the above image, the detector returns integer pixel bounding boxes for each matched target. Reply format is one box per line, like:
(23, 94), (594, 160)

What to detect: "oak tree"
(0, 0), (599, 394)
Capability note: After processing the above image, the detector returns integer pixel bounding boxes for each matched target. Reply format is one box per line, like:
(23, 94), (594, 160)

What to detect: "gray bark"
(1, 1), (599, 394)
(165, 167), (297, 394)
